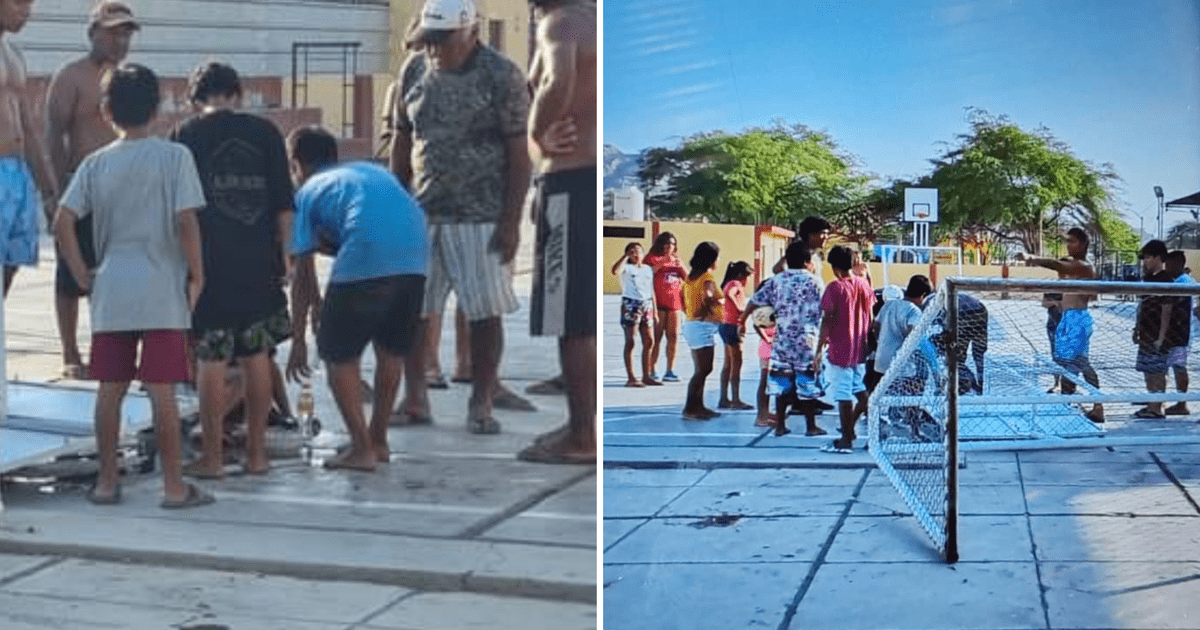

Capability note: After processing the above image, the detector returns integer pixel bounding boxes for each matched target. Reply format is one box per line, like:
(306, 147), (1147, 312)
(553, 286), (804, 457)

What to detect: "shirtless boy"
(0, 0), (57, 294)
(520, 0), (597, 465)
(1019, 227), (1103, 422)
(44, 1), (139, 377)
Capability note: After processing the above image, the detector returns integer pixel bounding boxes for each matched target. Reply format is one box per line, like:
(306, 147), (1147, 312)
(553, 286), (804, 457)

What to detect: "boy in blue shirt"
(285, 126), (429, 471)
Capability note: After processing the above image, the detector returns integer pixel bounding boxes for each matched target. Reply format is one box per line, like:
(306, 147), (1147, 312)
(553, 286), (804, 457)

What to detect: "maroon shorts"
(90, 330), (190, 383)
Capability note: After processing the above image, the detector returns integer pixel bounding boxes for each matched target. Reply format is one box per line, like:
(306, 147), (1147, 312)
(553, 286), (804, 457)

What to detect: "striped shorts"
(424, 222), (519, 321)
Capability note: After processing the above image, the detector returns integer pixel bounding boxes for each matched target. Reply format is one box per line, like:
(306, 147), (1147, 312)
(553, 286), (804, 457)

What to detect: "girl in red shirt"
(644, 232), (686, 381)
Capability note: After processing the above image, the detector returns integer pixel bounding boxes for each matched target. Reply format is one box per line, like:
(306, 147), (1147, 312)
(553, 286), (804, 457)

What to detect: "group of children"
(613, 222), (940, 454)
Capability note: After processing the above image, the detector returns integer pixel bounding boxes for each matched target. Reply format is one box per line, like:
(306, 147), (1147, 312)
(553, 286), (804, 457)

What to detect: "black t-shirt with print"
(1136, 269), (1184, 347)
(172, 110), (292, 331)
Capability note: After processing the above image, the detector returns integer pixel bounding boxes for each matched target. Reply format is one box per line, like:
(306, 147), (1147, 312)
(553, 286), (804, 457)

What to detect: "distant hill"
(604, 145), (641, 191)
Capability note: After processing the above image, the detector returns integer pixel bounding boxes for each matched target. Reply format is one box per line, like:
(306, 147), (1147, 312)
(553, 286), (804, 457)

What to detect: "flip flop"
(494, 388), (537, 412)
(467, 416), (502, 434)
(181, 460), (226, 480)
(389, 410), (434, 426)
(426, 372), (450, 390)
(1133, 408), (1166, 419)
(728, 402), (754, 410)
(516, 440), (595, 465)
(525, 377), (566, 395)
(322, 450), (377, 472)
(160, 483), (215, 509)
(754, 417), (774, 427)
(86, 484), (121, 505)
(805, 427), (828, 436)
(820, 441), (854, 455)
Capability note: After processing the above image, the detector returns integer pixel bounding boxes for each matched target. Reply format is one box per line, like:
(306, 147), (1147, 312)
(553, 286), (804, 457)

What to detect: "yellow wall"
(603, 221), (775, 294)
(282, 74), (391, 140)
(389, 0), (532, 75)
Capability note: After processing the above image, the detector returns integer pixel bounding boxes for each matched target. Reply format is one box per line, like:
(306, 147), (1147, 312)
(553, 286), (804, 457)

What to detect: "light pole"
(1154, 186), (1165, 241)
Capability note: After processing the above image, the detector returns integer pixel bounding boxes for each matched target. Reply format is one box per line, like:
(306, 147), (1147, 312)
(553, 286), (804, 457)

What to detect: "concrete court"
(0, 233), (597, 628)
(601, 294), (1200, 630)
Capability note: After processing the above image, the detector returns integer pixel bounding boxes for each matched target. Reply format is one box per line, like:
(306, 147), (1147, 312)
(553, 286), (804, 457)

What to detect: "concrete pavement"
(0, 234), (596, 628)
(601, 294), (1200, 630)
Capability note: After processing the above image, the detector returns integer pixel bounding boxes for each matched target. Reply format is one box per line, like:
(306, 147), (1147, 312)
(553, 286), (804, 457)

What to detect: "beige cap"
(90, 1), (140, 30)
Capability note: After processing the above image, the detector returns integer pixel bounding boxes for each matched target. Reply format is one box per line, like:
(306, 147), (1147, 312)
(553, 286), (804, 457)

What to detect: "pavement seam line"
(0, 555), (64, 588)
(1149, 451), (1200, 515)
(1016, 452), (1053, 630)
(603, 468), (710, 554)
(458, 468), (596, 538)
(351, 587), (422, 626)
(776, 468), (871, 630)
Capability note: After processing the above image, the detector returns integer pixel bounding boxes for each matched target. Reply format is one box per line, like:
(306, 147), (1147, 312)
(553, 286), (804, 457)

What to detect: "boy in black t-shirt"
(1133, 240), (1175, 419)
(171, 61), (294, 477)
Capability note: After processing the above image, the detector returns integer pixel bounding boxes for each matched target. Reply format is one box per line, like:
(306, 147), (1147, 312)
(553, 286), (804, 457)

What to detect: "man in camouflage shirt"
(389, 0), (531, 435)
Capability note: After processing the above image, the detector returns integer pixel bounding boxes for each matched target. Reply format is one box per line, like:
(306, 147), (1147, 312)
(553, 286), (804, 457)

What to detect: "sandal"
(160, 483), (215, 509)
(467, 416), (501, 434)
(86, 484), (121, 505)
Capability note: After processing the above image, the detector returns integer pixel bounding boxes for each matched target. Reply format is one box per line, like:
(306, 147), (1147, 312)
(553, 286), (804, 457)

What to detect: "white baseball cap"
(408, 0), (477, 44)
(882, 285), (904, 302)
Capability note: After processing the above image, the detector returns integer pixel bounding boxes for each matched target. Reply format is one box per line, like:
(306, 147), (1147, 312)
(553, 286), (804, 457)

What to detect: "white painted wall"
(13, 0), (390, 77)
(612, 187), (645, 221)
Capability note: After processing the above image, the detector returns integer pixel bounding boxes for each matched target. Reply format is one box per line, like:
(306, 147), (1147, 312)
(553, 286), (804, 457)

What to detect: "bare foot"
(625, 379), (645, 388)
(517, 429), (595, 465)
(643, 377), (663, 386)
(182, 459), (226, 480)
(373, 442), (391, 463)
(682, 408), (721, 420)
(323, 448), (377, 472)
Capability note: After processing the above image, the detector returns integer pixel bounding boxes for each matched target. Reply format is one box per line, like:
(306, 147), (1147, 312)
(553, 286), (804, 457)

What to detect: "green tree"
(637, 123), (867, 227)
(929, 109), (1119, 255)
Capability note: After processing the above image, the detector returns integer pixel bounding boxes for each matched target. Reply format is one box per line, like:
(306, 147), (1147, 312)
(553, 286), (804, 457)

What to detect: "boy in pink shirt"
(816, 246), (875, 453)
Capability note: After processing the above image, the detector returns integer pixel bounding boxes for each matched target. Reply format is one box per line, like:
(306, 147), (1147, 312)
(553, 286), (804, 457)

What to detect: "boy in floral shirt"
(742, 242), (825, 437)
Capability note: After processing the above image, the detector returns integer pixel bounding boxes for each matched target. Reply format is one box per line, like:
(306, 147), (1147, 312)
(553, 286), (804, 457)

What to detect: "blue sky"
(604, 0), (1200, 232)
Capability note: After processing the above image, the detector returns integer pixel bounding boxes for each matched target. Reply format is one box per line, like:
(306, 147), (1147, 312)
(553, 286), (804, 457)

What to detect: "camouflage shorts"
(194, 308), (291, 362)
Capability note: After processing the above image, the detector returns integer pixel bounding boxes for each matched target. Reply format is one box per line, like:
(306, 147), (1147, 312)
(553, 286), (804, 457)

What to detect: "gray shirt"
(394, 45), (529, 224)
(875, 298), (922, 374)
(60, 137), (205, 332)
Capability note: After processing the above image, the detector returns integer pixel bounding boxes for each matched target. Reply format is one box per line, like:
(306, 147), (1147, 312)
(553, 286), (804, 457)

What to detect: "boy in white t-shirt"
(611, 242), (660, 387)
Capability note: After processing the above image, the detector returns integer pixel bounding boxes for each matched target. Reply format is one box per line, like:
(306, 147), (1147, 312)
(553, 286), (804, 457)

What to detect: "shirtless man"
(0, 0), (56, 295)
(44, 1), (139, 377)
(519, 0), (597, 464)
(1019, 227), (1103, 422)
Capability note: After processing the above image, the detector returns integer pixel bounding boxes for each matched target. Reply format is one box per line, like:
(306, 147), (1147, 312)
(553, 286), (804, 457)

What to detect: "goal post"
(869, 275), (1200, 564)
(878, 244), (963, 288)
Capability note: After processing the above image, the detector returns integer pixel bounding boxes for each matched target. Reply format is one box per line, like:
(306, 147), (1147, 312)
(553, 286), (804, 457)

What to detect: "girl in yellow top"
(681, 241), (724, 420)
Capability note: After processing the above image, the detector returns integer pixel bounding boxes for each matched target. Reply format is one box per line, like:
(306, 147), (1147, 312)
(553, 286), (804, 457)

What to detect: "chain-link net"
(868, 276), (1200, 562)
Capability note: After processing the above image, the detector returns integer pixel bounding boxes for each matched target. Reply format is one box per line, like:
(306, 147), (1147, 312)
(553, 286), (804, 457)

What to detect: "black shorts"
(317, 274), (425, 364)
(530, 166), (596, 338)
(55, 214), (96, 297)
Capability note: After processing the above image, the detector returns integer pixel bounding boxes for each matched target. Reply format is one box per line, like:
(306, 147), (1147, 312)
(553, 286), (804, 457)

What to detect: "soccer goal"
(878, 245), (963, 288)
(868, 276), (1200, 563)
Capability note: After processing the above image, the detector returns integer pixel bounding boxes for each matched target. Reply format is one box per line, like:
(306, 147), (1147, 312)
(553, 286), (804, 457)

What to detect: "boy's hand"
(187, 277), (204, 312)
(286, 338), (310, 383)
(73, 269), (93, 296)
(489, 221), (520, 264)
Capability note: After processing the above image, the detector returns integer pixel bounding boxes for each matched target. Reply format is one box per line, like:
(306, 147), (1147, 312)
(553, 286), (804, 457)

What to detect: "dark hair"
(721, 260), (752, 287)
(187, 60), (242, 104)
(905, 274), (933, 299)
(287, 125), (339, 169)
(1141, 239), (1168, 260)
(649, 231), (677, 257)
(797, 216), (831, 242)
(1066, 226), (1090, 252)
(785, 241), (813, 269)
(1167, 250), (1187, 266)
(624, 241), (642, 254)
(688, 241), (720, 280)
(827, 245), (853, 272)
(102, 63), (159, 127)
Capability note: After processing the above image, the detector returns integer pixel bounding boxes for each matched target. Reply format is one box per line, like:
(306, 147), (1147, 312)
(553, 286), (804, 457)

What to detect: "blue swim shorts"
(0, 156), (41, 267)
(1053, 309), (1092, 365)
